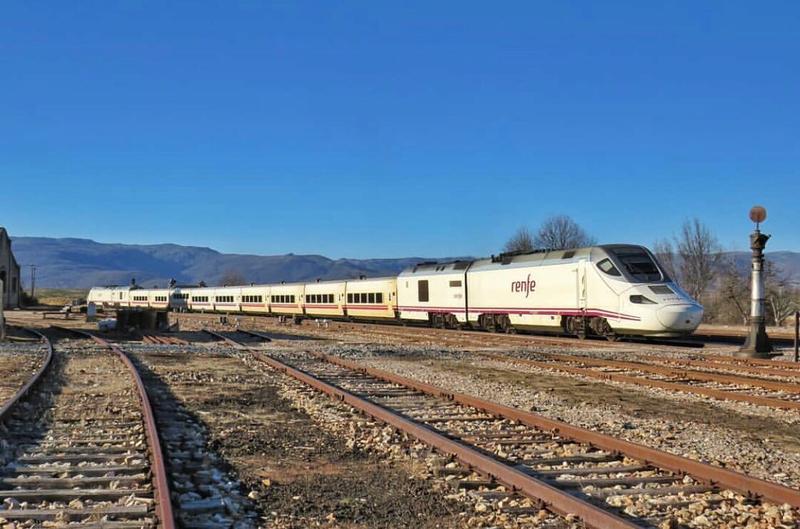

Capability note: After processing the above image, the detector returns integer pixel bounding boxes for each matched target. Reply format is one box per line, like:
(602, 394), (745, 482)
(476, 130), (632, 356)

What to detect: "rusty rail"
(0, 328), (54, 423)
(202, 328), (248, 348)
(647, 354), (800, 380)
(56, 327), (176, 529)
(314, 353), (800, 508)
(252, 350), (641, 529)
(704, 353), (800, 370)
(210, 324), (800, 520)
(478, 352), (800, 411)
(540, 352), (800, 394)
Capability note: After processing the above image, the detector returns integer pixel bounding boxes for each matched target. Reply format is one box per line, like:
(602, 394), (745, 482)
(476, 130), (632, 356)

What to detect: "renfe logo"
(512, 274), (537, 298)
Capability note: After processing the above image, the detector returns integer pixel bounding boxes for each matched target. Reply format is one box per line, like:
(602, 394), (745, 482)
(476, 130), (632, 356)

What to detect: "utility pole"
(737, 206), (773, 358)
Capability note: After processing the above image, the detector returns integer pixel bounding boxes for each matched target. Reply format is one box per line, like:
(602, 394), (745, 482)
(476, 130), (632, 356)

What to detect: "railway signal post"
(737, 206), (773, 358)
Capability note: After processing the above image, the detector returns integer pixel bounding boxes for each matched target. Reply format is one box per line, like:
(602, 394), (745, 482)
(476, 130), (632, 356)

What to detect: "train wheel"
(602, 321), (618, 342)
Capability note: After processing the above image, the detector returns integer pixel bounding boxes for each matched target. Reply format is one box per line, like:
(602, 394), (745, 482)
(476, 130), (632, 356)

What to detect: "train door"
(577, 260), (588, 311)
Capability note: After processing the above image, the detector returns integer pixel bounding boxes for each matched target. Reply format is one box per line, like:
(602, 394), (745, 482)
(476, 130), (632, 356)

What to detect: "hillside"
(9, 236), (800, 290)
(10, 237), (460, 289)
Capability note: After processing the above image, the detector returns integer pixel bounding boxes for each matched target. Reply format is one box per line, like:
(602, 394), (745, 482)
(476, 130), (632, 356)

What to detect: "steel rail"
(638, 354), (800, 380)
(0, 328), (54, 424)
(235, 328), (272, 342)
(55, 327), (176, 529)
(540, 352), (800, 394)
(316, 353), (800, 508)
(250, 350), (642, 529)
(201, 328), (248, 348)
(206, 327), (800, 515)
(704, 353), (800, 370)
(478, 352), (800, 411)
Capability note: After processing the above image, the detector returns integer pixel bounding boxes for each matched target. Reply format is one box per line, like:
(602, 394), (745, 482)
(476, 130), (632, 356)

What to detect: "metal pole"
(795, 311), (799, 363)
(737, 228), (773, 357)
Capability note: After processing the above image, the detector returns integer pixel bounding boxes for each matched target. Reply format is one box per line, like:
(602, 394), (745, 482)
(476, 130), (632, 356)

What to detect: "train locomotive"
(88, 244), (703, 339)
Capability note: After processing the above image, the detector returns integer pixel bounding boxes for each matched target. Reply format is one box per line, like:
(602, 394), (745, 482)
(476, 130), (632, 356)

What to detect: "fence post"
(795, 311), (799, 363)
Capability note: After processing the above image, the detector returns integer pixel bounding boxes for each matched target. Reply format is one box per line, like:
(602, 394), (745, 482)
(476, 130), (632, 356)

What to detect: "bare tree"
(533, 215), (596, 250)
(503, 226), (535, 253)
(218, 269), (247, 286)
(653, 238), (679, 281)
(714, 258), (749, 325)
(765, 262), (798, 326)
(676, 218), (722, 301)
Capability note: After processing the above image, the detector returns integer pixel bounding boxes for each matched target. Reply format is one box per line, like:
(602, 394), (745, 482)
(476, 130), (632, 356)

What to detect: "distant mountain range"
(10, 237), (462, 289)
(8, 236), (800, 289)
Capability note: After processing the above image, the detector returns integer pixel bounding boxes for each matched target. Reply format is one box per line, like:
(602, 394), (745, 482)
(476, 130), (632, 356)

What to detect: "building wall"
(0, 228), (21, 309)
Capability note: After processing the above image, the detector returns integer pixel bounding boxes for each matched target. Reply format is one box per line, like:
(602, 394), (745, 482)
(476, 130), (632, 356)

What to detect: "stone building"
(0, 227), (21, 308)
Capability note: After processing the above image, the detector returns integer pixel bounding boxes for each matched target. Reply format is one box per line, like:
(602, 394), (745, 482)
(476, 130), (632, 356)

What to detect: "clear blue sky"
(2, 2), (798, 258)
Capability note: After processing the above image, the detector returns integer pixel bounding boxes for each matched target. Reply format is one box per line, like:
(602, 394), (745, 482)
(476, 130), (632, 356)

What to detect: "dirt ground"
(132, 349), (465, 529)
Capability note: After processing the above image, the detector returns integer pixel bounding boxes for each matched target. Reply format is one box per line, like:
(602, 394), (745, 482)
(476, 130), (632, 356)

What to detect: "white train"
(88, 244), (703, 339)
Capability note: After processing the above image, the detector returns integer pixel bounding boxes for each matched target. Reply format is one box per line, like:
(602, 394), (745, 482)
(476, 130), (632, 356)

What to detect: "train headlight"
(630, 295), (657, 305)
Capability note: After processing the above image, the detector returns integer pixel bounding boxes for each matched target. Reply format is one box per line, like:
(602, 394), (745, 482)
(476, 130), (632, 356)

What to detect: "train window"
(347, 293), (353, 303)
(368, 293), (375, 303)
(610, 248), (664, 282)
(418, 280), (429, 302)
(376, 293), (383, 303)
(597, 259), (621, 277)
(449, 280), (462, 287)
(562, 251), (575, 259)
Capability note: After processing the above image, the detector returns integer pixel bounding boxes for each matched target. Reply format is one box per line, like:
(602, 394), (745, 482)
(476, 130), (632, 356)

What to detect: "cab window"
(597, 258), (621, 277)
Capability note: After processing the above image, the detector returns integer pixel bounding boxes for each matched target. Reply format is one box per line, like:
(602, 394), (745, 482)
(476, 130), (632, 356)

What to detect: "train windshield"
(608, 247), (666, 282)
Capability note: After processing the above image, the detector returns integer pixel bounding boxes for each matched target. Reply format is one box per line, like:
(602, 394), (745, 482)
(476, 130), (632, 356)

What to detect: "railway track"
(0, 328), (174, 528)
(205, 329), (800, 529)
(478, 351), (800, 411)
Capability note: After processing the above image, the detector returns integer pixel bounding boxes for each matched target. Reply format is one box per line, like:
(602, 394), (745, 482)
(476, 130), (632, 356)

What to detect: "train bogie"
(344, 277), (397, 320)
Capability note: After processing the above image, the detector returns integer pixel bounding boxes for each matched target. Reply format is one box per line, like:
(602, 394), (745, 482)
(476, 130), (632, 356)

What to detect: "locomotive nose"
(656, 303), (704, 332)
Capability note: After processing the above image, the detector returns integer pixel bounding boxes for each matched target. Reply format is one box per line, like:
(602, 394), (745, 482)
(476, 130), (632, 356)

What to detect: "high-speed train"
(87, 244), (703, 339)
